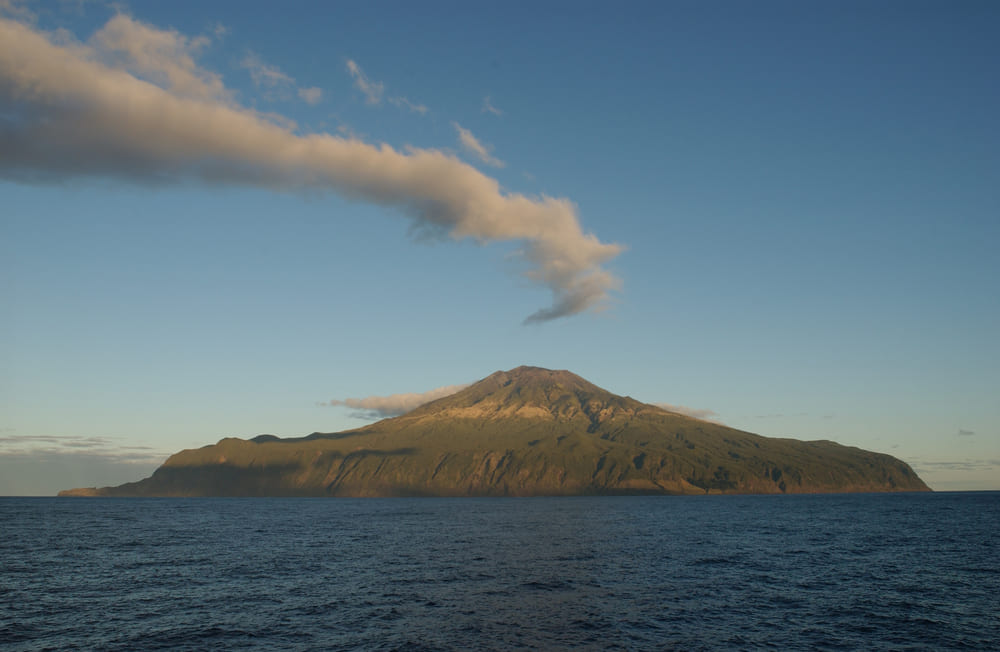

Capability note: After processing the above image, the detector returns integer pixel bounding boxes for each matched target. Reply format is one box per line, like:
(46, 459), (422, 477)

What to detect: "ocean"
(1, 493), (997, 650)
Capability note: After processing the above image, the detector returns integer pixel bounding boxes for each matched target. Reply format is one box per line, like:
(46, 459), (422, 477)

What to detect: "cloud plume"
(0, 15), (623, 322)
(325, 384), (469, 419)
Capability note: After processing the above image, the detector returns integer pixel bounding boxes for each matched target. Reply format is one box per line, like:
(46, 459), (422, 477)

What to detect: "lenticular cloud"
(325, 384), (471, 419)
(0, 15), (623, 322)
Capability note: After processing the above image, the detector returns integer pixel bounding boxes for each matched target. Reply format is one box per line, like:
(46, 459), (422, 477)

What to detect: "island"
(60, 366), (929, 496)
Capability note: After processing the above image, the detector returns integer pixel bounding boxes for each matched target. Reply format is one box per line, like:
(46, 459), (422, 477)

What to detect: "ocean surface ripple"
(2, 493), (997, 650)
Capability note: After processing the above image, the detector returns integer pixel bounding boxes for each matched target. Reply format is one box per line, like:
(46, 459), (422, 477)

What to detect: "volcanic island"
(60, 366), (929, 496)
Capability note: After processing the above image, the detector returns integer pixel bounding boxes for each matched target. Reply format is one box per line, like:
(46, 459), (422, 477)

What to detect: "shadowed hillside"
(60, 366), (930, 496)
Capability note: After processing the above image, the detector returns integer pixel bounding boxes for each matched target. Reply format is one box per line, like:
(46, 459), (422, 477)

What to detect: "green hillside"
(60, 366), (929, 496)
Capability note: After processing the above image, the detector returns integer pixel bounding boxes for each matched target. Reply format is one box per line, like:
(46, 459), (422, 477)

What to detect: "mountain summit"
(60, 366), (930, 496)
(387, 366), (648, 426)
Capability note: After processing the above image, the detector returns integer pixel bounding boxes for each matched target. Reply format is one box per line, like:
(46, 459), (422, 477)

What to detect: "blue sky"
(2, 0), (997, 494)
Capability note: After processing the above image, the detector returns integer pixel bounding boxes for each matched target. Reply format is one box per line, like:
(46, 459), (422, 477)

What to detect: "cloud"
(0, 433), (168, 464)
(336, 123), (364, 140)
(957, 429), (975, 436)
(0, 434), (112, 448)
(91, 13), (227, 102)
(453, 122), (504, 168)
(908, 458), (1000, 491)
(298, 86), (322, 105)
(0, 450), (163, 495)
(242, 52), (293, 89)
(242, 51), (322, 105)
(0, 0), (35, 23)
(0, 15), (623, 322)
(325, 383), (469, 419)
(346, 58), (426, 114)
(655, 403), (720, 422)
(482, 95), (502, 116)
(911, 459), (998, 473)
(345, 58), (384, 105)
(389, 95), (428, 115)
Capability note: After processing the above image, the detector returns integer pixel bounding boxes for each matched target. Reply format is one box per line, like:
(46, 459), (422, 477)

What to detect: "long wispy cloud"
(453, 122), (504, 168)
(655, 403), (721, 422)
(913, 459), (998, 472)
(324, 383), (469, 419)
(907, 458), (999, 491)
(0, 432), (166, 494)
(0, 15), (622, 322)
(0, 434), (168, 464)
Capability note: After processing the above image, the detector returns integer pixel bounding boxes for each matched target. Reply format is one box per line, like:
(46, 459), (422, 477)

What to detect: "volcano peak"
(397, 365), (637, 423)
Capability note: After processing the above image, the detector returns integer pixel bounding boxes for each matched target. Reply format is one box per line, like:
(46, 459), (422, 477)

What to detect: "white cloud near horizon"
(908, 458), (999, 491)
(325, 384), (470, 419)
(0, 15), (623, 323)
(0, 450), (163, 495)
(0, 433), (170, 465)
(453, 122), (505, 168)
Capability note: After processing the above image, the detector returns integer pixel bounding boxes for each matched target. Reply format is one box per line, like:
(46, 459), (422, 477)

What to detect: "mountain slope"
(60, 366), (930, 496)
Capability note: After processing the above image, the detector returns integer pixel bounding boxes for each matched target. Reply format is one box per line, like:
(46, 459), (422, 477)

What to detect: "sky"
(2, 0), (998, 494)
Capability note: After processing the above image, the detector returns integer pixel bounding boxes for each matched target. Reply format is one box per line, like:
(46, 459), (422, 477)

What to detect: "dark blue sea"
(2, 493), (997, 651)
